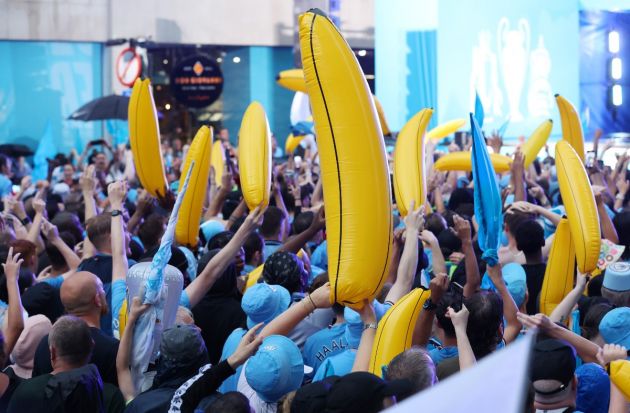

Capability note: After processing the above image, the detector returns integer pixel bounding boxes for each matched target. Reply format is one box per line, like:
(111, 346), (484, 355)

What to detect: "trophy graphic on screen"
(497, 18), (530, 122)
(527, 35), (553, 118)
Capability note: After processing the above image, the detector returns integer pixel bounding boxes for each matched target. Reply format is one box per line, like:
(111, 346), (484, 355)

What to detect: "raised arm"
(385, 204), (424, 304)
(352, 300), (377, 372)
(116, 297), (150, 402)
(205, 166), (233, 219)
(517, 312), (600, 363)
(487, 264), (521, 343)
(549, 272), (589, 324)
(108, 181), (128, 284)
(126, 189), (153, 235)
(454, 215), (481, 297)
(593, 185), (619, 244)
(2, 248), (25, 357)
(41, 219), (81, 271)
(412, 273), (449, 346)
(420, 230), (447, 276)
(446, 305), (476, 370)
(278, 206), (325, 254)
(259, 282), (331, 338)
(511, 151), (526, 203)
(27, 193), (46, 253)
(185, 206), (264, 307)
(80, 165), (98, 220)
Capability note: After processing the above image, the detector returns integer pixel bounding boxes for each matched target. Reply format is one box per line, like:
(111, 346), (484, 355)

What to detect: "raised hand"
(80, 164), (97, 194)
(446, 304), (470, 331)
(2, 247), (23, 282)
(429, 272), (450, 304)
(107, 181), (128, 209)
(404, 202), (425, 233)
(227, 322), (264, 368)
(453, 215), (471, 242)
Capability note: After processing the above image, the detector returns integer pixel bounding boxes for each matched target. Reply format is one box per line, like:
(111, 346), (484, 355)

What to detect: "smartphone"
(585, 151), (596, 168)
(294, 155), (303, 170)
(11, 185), (20, 194)
(451, 281), (464, 312)
(90, 139), (107, 146)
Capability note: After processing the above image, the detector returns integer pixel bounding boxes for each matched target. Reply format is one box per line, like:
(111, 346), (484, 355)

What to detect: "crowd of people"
(0, 126), (628, 413)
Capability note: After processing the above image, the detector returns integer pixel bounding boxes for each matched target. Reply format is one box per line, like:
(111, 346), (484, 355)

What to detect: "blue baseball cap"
(241, 283), (290, 329)
(603, 262), (630, 292)
(502, 262), (527, 308)
(245, 335), (304, 402)
(598, 307), (630, 348)
(576, 363), (610, 413)
(200, 219), (226, 246)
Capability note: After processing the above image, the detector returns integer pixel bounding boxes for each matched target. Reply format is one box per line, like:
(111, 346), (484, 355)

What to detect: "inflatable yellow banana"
(434, 151), (512, 173)
(394, 108), (433, 217)
(277, 67), (391, 137)
(555, 94), (585, 161)
(175, 126), (213, 247)
(239, 101), (272, 211)
(369, 288), (431, 376)
(211, 140), (225, 185)
(276, 68), (308, 93)
(555, 141), (601, 274)
(373, 95), (392, 137)
(285, 133), (306, 154)
(300, 9), (393, 307)
(539, 218), (576, 316)
(427, 118), (466, 141)
(520, 119), (553, 168)
(128, 78), (168, 198)
(610, 360), (630, 400)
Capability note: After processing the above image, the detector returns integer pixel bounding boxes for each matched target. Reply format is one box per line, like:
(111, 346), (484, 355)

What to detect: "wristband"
(423, 298), (437, 311)
(111, 209), (123, 217)
(307, 294), (317, 310)
(363, 323), (378, 331)
(20, 216), (31, 226)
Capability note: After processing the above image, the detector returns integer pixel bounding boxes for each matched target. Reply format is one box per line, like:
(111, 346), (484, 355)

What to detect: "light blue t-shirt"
(42, 276), (65, 289)
(312, 349), (356, 381)
(310, 241), (328, 271)
(263, 240), (282, 261)
(218, 328), (247, 393)
(302, 323), (348, 373)
(0, 174), (12, 198)
(428, 345), (459, 365)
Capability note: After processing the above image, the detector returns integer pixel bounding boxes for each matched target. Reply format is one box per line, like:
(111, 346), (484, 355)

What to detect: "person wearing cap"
(598, 307), (630, 350)
(120, 297), (263, 413)
(529, 339), (580, 413)
(238, 335), (306, 413)
(218, 283), (291, 393)
(324, 371), (412, 413)
(601, 262), (630, 307)
(575, 363), (610, 413)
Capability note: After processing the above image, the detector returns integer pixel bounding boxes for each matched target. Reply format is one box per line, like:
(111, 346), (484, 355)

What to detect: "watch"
(363, 323), (378, 331)
(422, 298), (437, 311)
(111, 209), (123, 217)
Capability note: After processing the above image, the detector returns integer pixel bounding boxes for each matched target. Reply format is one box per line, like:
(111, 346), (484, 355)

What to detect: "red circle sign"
(116, 48), (142, 87)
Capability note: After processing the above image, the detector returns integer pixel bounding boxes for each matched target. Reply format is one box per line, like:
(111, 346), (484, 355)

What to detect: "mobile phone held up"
(451, 281), (465, 312)
(585, 151), (596, 168)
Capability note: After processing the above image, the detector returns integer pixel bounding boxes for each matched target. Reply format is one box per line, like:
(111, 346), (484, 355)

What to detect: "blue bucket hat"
(576, 363), (610, 413)
(200, 219), (226, 247)
(502, 262), (527, 308)
(599, 307), (630, 348)
(241, 283), (290, 329)
(603, 262), (630, 292)
(245, 335), (304, 402)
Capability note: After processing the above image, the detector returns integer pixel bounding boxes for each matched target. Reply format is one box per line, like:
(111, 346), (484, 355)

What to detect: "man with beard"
(31, 271), (119, 385)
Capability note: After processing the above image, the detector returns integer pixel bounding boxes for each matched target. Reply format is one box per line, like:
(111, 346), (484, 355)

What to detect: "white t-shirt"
(237, 364), (278, 413)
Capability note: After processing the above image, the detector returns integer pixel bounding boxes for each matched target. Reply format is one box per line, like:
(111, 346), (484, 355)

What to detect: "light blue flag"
(474, 92), (485, 129)
(470, 114), (501, 266)
(130, 162), (195, 388)
(33, 121), (58, 181)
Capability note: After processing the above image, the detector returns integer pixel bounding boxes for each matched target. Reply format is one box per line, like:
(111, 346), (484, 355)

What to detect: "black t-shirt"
(192, 296), (246, 365)
(522, 263), (547, 315)
(0, 367), (23, 412)
(32, 327), (119, 385)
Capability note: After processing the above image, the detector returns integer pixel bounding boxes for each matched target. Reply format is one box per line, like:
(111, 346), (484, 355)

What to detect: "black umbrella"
(68, 94), (129, 121)
(0, 143), (34, 157)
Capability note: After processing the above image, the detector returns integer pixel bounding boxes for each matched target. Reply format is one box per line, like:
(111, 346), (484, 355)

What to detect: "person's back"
(31, 271), (119, 384)
(8, 316), (124, 413)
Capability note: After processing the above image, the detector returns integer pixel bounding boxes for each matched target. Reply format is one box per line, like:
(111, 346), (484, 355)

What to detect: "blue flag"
(33, 121), (58, 181)
(470, 113), (501, 266)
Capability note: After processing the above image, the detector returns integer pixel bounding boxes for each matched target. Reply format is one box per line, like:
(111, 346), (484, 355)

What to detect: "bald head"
(60, 271), (106, 316)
